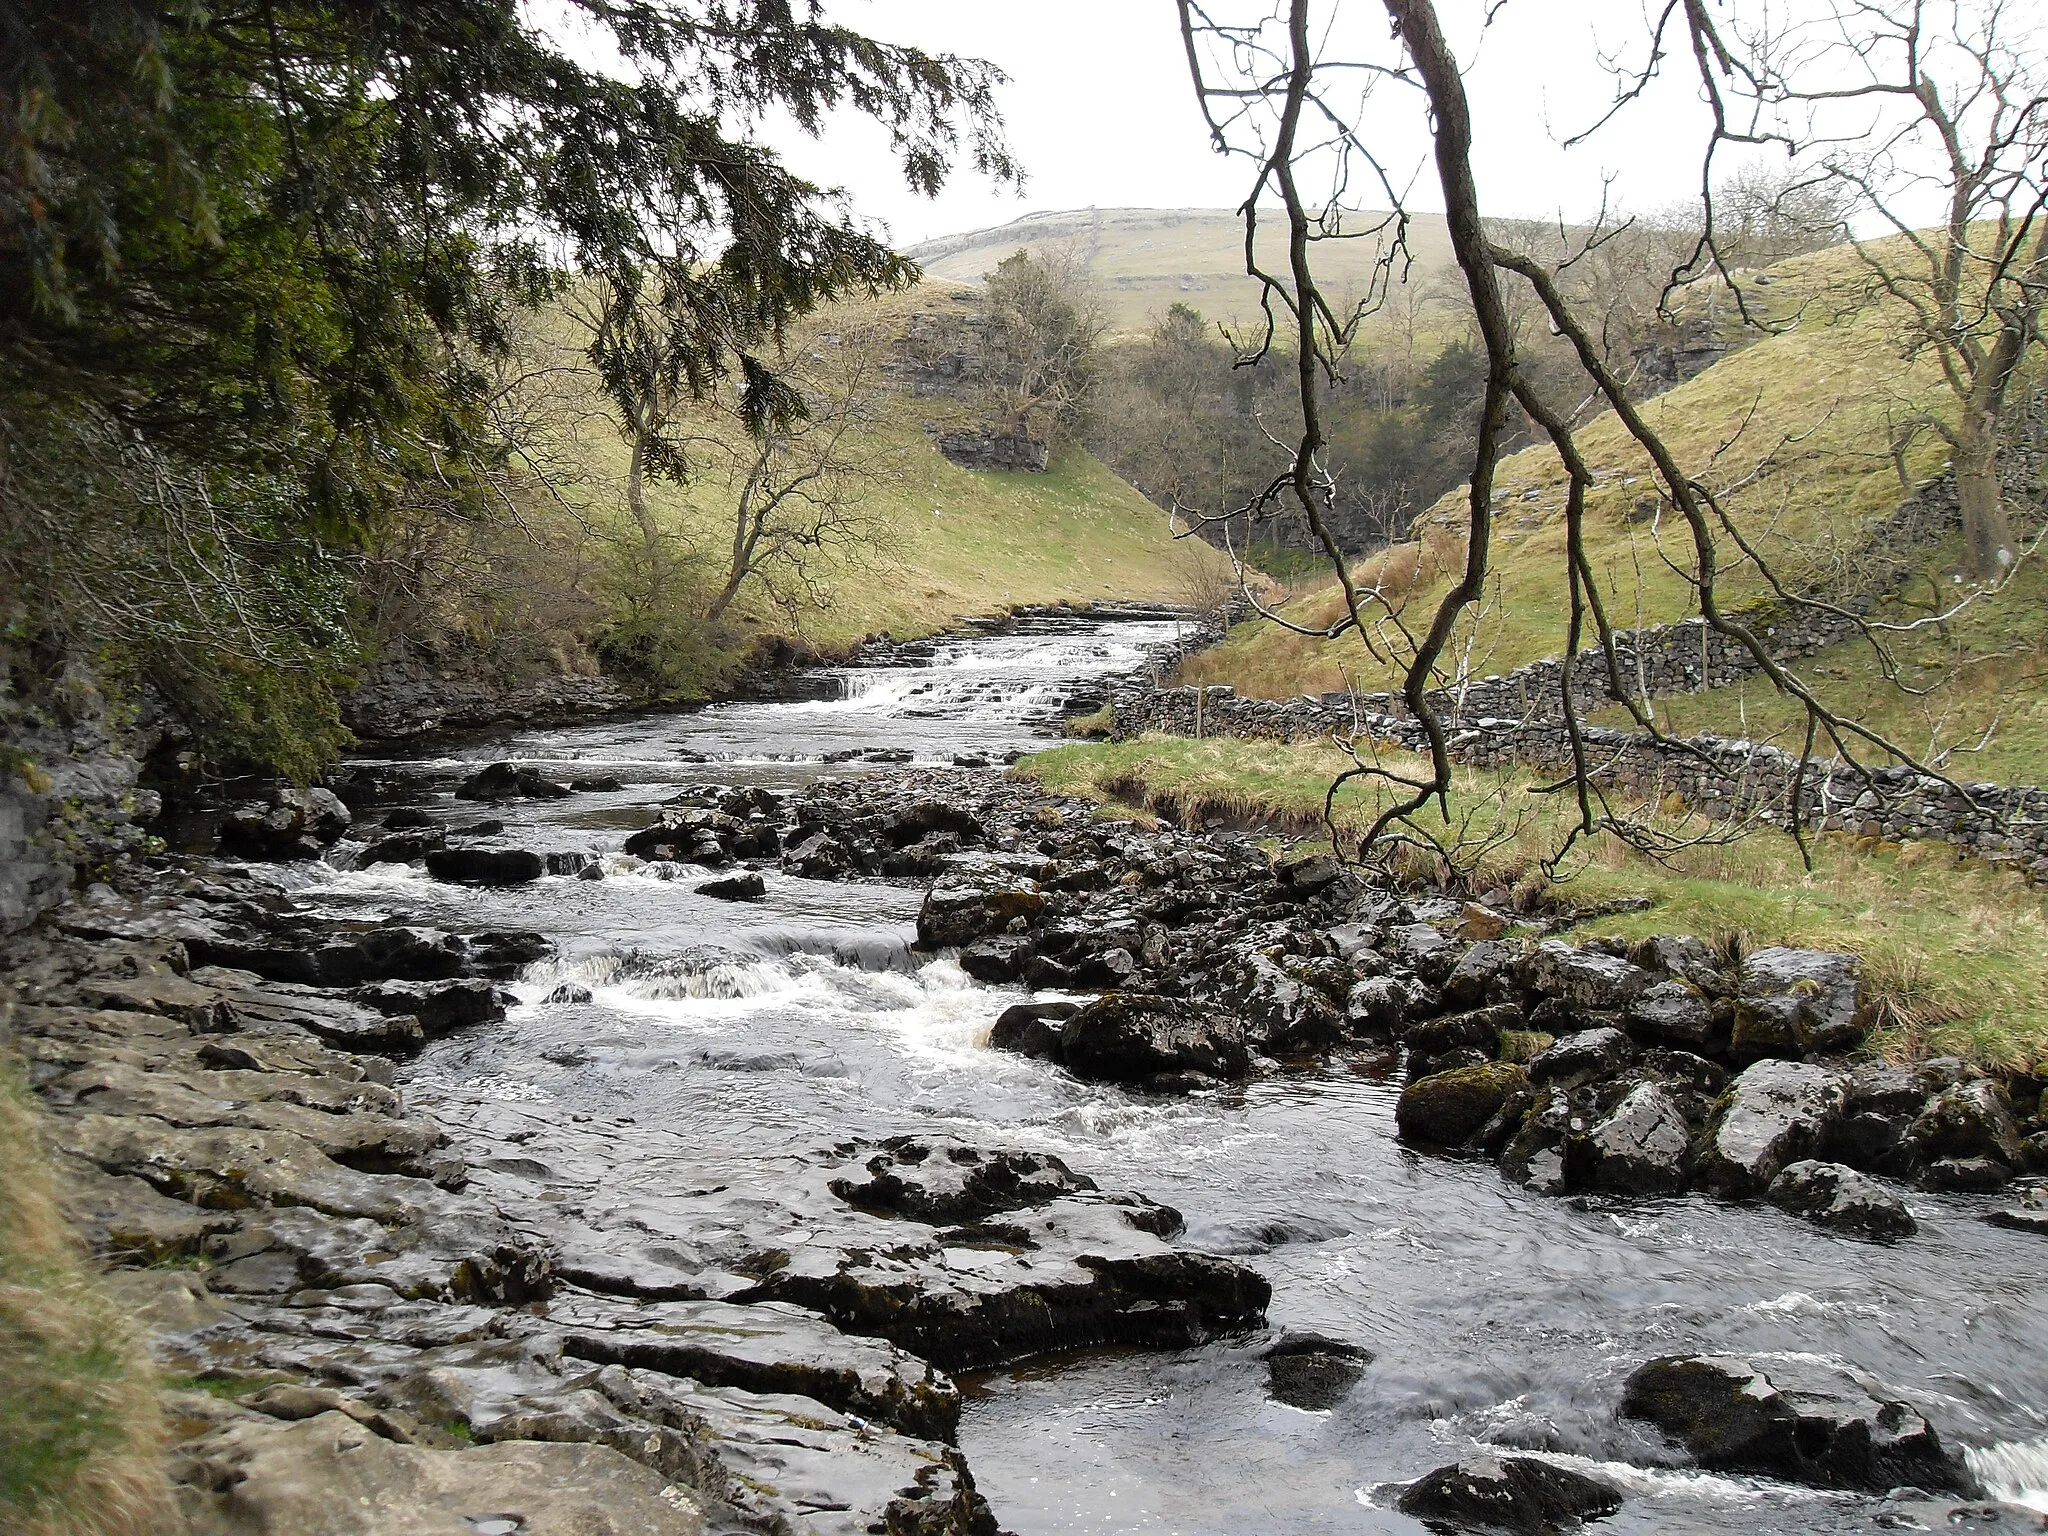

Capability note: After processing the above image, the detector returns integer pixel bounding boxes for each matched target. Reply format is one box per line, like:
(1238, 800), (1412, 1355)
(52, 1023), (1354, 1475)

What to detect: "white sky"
(774, 2), (1726, 247)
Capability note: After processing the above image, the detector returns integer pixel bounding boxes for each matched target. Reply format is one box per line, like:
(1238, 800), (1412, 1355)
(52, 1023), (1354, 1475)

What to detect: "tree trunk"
(1955, 429), (2015, 581)
(626, 422), (665, 601)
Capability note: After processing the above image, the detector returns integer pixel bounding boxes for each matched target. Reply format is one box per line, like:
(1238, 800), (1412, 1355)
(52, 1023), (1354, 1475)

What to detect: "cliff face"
(882, 284), (1051, 474)
(0, 646), (158, 935)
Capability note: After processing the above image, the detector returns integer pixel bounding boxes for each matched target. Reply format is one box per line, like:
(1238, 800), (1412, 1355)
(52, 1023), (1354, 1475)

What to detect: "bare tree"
(693, 322), (902, 626)
(978, 247), (1110, 443)
(1686, 0), (2048, 580)
(1173, 0), (1997, 877)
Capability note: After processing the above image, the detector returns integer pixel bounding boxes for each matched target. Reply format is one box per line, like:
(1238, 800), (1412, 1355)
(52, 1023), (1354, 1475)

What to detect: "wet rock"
(828, 1139), (1100, 1223)
(1396, 1454), (1623, 1533)
(352, 979), (512, 1039)
(188, 926), (472, 988)
(694, 871), (766, 902)
(423, 846), (544, 886)
(1625, 980), (1723, 1057)
(545, 982), (594, 1005)
(1524, 941), (1653, 1017)
(987, 1001), (1075, 1062)
(1386, 922), (1460, 986)
(1441, 939), (1516, 1010)
(1695, 1059), (1848, 1197)
(1526, 1026), (1634, 1087)
(1346, 974), (1413, 1039)
(959, 935), (1033, 983)
(1058, 993), (1251, 1086)
(570, 775), (626, 793)
(1405, 1003), (1523, 1062)
(1986, 1179), (2048, 1235)
(1396, 1062), (1526, 1149)
(1264, 1333), (1372, 1411)
(1767, 1160), (1917, 1240)
(1903, 1080), (2026, 1177)
(359, 829), (446, 866)
(455, 762), (573, 801)
(1578, 1081), (1691, 1195)
(532, 1289), (962, 1442)
(1500, 1089), (1573, 1195)
(1921, 1156), (2012, 1192)
(1731, 947), (1866, 1062)
(170, 1409), (709, 1536)
(1220, 953), (1344, 1056)
(217, 788), (353, 862)
(1620, 1353), (1964, 1491)
(781, 832), (852, 880)
(623, 810), (739, 867)
(916, 873), (1047, 950)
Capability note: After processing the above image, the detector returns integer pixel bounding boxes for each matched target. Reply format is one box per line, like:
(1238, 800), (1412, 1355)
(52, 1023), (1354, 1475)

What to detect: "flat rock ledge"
(2, 867), (1267, 1536)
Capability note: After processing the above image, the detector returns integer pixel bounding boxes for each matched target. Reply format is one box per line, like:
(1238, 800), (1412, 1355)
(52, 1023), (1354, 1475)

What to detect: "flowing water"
(301, 613), (2048, 1534)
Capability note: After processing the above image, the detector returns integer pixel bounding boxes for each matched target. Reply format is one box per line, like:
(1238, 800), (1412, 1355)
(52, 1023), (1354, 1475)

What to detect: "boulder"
(1832, 1062), (1966, 1175)
(1396, 1062), (1526, 1149)
(217, 788), (352, 862)
(780, 832), (852, 880)
(353, 979), (513, 1039)
(694, 872), (766, 902)
(1524, 941), (1653, 1017)
(1695, 1059), (1848, 1197)
(1902, 1080), (2026, 1175)
(1396, 1455), (1623, 1534)
(1273, 850), (1350, 898)
(917, 874), (1047, 950)
(1526, 1026), (1634, 1087)
(959, 935), (1034, 984)
(1986, 1179), (2048, 1236)
(884, 800), (983, 847)
(1346, 975), (1413, 1039)
(1221, 953), (1344, 1056)
(360, 829), (446, 866)
(1626, 980), (1723, 1057)
(1766, 1160), (1916, 1241)
(423, 846), (544, 886)
(1731, 947), (1866, 1062)
(455, 762), (572, 801)
(1058, 993), (1250, 1086)
(1404, 1003), (1523, 1063)
(1620, 1354), (1963, 1491)
(1440, 939), (1516, 1009)
(1578, 1081), (1691, 1195)
(988, 1002), (1076, 1063)
(1263, 1333), (1372, 1411)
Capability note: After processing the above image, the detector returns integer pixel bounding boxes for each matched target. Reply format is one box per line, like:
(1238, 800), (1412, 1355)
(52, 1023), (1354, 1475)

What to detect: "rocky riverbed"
(8, 614), (2048, 1534)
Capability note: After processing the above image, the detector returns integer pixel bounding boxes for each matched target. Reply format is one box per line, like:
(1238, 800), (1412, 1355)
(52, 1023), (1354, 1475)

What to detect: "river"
(294, 612), (2048, 1534)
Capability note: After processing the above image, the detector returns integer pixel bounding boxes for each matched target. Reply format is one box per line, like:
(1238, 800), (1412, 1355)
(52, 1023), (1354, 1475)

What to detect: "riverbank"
(7, 615), (2048, 1534)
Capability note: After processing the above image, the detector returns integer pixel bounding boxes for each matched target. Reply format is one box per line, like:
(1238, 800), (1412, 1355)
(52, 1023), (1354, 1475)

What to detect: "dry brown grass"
(0, 1053), (171, 1536)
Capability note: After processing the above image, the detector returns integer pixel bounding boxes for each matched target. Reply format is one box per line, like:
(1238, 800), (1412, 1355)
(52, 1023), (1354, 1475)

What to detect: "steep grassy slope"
(909, 207), (1459, 334)
(1177, 241), (2038, 750)
(513, 281), (1229, 666)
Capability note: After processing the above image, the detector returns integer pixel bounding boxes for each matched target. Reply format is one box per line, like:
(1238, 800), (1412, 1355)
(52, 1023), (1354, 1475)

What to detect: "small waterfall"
(1966, 1437), (2048, 1511)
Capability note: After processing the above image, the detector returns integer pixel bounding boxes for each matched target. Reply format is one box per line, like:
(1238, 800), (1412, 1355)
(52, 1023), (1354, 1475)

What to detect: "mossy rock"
(1396, 1062), (1527, 1148)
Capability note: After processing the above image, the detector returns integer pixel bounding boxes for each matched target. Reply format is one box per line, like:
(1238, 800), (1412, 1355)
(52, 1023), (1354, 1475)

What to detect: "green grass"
(1183, 238), (1966, 700)
(910, 207), (1462, 336)
(521, 285), (1230, 661)
(1591, 537), (2048, 783)
(1015, 735), (2048, 1071)
(0, 1054), (169, 1536)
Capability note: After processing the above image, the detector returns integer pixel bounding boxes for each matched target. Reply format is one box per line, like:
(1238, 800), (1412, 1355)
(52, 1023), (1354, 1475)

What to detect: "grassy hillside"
(1018, 735), (2048, 1071)
(909, 207), (1460, 334)
(1177, 239), (2041, 753)
(496, 281), (1229, 683)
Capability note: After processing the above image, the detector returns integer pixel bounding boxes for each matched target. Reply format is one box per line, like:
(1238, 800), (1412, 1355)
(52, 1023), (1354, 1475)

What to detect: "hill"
(1173, 234), (2048, 782)
(908, 207), (1460, 334)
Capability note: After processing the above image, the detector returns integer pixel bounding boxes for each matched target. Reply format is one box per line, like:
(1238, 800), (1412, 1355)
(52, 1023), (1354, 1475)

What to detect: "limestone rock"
(1695, 1059), (1848, 1197)
(1767, 1160), (1917, 1241)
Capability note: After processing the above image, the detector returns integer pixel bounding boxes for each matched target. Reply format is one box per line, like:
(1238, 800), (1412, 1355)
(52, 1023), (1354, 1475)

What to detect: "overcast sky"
(773, 2), (1725, 247)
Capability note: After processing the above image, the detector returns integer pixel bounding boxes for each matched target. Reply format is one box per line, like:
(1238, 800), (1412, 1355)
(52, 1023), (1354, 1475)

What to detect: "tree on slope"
(1174, 0), (2019, 872)
(0, 0), (1010, 768)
